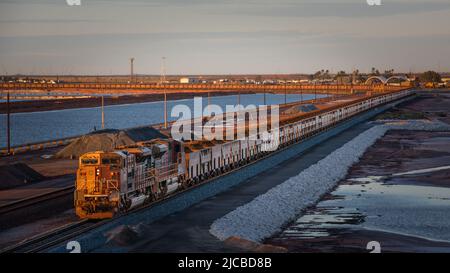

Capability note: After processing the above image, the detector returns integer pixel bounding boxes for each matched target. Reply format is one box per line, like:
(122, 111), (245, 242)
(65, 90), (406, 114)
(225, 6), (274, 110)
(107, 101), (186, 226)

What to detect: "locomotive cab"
(75, 152), (123, 219)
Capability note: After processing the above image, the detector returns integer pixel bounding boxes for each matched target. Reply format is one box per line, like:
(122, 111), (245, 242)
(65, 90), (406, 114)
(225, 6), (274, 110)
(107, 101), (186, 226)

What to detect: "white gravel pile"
(210, 119), (450, 242)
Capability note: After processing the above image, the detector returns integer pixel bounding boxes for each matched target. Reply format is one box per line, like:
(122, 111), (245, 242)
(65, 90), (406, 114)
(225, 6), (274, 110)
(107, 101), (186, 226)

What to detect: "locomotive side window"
(81, 158), (98, 165)
(101, 158), (118, 164)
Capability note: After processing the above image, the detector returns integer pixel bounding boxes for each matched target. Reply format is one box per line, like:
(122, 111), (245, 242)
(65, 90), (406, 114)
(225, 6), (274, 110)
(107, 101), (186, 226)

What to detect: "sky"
(0, 0), (449, 75)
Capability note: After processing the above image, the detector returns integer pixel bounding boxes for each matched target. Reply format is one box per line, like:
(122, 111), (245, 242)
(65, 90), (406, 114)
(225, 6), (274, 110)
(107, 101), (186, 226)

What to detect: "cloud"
(0, 19), (102, 23)
(209, 1), (450, 18)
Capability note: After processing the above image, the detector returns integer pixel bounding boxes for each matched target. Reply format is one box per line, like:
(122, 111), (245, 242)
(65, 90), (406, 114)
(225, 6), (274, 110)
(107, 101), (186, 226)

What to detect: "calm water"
(0, 93), (324, 147)
(275, 175), (450, 242)
(0, 99), (27, 103)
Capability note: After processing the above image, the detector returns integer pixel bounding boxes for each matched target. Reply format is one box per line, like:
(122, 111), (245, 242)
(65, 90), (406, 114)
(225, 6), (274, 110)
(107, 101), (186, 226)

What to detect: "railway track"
(0, 186), (74, 215)
(1, 160), (274, 253)
(1, 219), (104, 253)
(1, 190), (192, 253)
(1, 91), (414, 253)
(0, 96), (401, 253)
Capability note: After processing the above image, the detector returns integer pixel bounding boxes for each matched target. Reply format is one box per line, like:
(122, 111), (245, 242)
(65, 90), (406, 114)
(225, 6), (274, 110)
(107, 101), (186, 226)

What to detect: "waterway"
(0, 93), (324, 147)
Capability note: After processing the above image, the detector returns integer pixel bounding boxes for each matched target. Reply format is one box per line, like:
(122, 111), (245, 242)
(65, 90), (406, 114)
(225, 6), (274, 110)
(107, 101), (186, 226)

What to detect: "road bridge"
(0, 82), (406, 95)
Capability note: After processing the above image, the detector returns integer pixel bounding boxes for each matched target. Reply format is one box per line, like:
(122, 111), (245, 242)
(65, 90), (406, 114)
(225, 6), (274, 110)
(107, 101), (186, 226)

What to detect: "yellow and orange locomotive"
(75, 140), (183, 219)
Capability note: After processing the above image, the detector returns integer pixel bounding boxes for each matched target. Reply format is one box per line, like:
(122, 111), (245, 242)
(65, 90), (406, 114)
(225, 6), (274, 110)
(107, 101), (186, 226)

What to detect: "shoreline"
(0, 91), (257, 114)
(267, 227), (450, 253)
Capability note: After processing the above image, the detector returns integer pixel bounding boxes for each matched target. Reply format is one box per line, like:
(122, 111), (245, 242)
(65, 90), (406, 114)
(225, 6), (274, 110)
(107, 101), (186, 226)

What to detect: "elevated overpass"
(365, 75), (409, 85)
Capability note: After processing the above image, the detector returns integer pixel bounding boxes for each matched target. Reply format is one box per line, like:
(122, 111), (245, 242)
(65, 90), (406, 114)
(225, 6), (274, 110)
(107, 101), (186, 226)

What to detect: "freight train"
(75, 89), (413, 219)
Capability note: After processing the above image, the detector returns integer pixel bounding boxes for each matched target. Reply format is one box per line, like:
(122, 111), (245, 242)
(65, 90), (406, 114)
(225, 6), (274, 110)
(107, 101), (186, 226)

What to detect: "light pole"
(130, 57), (134, 83)
(300, 85), (303, 103)
(314, 81), (317, 103)
(207, 91), (211, 110)
(161, 57), (167, 129)
(263, 84), (266, 105)
(6, 89), (11, 155)
(237, 89), (240, 105)
(101, 95), (105, 129)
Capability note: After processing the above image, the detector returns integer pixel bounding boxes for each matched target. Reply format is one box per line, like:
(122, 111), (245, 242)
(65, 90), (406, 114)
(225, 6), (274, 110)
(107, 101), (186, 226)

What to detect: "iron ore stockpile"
(4, 88), (443, 253)
(55, 127), (168, 159)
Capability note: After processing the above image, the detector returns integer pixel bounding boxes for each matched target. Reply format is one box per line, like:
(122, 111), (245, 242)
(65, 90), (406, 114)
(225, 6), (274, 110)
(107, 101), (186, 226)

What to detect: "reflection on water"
(276, 171), (450, 242)
(0, 93), (323, 147)
(0, 99), (27, 103)
(282, 207), (364, 239)
(393, 165), (450, 176)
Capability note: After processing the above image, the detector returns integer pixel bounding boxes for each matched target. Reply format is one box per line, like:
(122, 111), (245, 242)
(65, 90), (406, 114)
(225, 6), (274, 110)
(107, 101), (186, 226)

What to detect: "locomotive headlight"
(96, 168), (100, 176)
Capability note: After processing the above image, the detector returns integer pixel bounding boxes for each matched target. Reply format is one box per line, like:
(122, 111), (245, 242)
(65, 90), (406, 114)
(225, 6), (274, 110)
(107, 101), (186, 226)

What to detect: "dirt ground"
(0, 146), (78, 177)
(373, 92), (450, 122)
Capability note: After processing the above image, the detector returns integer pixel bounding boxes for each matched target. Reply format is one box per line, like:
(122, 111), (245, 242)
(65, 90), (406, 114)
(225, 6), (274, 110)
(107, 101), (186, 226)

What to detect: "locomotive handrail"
(106, 179), (119, 191)
(155, 163), (179, 181)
